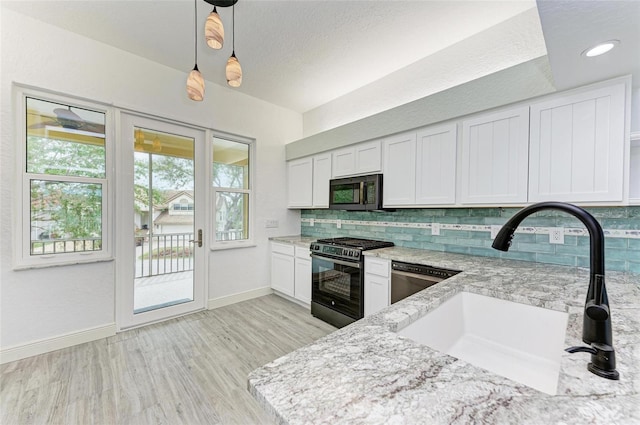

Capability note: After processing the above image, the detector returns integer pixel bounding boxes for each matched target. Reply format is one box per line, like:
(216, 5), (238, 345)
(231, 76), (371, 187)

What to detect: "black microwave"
(329, 174), (384, 211)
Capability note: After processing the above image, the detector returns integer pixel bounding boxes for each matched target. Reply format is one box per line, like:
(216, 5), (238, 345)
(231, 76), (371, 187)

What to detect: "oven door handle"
(310, 253), (361, 268)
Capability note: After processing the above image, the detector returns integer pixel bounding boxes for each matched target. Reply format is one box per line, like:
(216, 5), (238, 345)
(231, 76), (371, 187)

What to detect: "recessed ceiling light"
(582, 40), (620, 57)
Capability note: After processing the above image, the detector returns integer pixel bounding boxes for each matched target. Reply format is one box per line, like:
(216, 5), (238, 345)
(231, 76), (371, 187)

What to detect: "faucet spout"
(492, 202), (619, 380)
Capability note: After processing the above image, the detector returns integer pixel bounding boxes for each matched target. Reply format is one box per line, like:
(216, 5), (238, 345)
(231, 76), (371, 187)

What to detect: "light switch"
(431, 223), (440, 236)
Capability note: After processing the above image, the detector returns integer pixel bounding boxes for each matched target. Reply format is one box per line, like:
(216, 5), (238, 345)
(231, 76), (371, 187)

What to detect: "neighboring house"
(153, 190), (194, 234)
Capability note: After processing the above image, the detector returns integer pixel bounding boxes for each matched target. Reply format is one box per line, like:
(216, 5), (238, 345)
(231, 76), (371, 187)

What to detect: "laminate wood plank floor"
(0, 295), (336, 425)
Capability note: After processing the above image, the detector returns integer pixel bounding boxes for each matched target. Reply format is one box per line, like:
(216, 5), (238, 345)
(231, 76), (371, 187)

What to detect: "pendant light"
(186, 0), (205, 101)
(205, 6), (224, 49)
(226, 3), (242, 87)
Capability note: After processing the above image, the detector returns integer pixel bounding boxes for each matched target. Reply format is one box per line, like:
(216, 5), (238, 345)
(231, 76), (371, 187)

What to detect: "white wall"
(0, 8), (302, 351)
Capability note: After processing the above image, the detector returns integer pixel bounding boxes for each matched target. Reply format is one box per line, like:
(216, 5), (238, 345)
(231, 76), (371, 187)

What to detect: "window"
(17, 90), (111, 268)
(211, 137), (253, 246)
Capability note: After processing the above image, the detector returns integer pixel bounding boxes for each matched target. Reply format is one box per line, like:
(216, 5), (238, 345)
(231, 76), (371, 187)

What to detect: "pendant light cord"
(194, 0), (198, 64)
(232, 3), (235, 53)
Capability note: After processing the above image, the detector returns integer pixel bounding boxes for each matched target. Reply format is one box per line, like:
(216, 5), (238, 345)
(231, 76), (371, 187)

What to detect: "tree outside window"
(212, 137), (252, 243)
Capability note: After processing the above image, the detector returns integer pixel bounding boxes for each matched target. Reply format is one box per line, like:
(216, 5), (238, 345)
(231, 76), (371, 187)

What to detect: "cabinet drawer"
(271, 242), (294, 256)
(365, 256), (390, 277)
(295, 246), (311, 259)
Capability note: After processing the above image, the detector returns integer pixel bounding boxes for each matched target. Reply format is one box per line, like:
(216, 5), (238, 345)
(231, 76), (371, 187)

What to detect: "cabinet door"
(294, 256), (312, 305)
(364, 273), (390, 317)
(416, 124), (457, 205)
(529, 83), (626, 203)
(332, 147), (356, 177)
(312, 153), (332, 208)
(460, 107), (530, 204)
(287, 157), (313, 208)
(271, 251), (295, 297)
(383, 132), (416, 206)
(355, 140), (382, 174)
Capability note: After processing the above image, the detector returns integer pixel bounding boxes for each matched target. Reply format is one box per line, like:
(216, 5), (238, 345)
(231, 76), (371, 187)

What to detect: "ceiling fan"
(29, 106), (105, 135)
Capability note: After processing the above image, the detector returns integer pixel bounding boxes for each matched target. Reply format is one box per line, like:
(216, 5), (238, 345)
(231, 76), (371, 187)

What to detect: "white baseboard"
(207, 286), (273, 310)
(0, 323), (117, 365)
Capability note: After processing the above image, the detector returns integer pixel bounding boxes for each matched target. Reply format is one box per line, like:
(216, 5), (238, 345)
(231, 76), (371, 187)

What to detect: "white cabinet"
(270, 242), (312, 305)
(270, 243), (295, 297)
(364, 256), (391, 317)
(383, 124), (457, 207)
(332, 140), (382, 177)
(312, 153), (332, 208)
(287, 157), (313, 208)
(294, 247), (312, 304)
(630, 134), (640, 203)
(529, 83), (626, 203)
(460, 107), (530, 204)
(383, 131), (417, 206)
(416, 124), (457, 205)
(287, 153), (332, 208)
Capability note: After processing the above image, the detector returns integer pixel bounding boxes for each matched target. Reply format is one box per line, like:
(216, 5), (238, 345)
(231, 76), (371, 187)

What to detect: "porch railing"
(135, 232), (194, 278)
(31, 237), (102, 255)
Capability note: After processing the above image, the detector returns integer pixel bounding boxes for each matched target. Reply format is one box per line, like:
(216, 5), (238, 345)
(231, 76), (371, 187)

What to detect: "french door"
(117, 113), (207, 329)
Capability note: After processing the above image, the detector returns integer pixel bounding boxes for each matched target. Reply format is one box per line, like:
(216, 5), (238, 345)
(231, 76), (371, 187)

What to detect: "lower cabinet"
(364, 257), (391, 316)
(270, 243), (295, 297)
(270, 242), (311, 305)
(294, 247), (312, 304)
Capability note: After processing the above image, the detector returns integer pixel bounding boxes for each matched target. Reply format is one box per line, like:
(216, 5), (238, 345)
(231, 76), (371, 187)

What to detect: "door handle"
(189, 229), (203, 247)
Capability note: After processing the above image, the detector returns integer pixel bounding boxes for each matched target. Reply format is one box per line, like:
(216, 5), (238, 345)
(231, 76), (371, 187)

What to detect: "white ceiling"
(3, 1), (638, 115)
(3, 0), (540, 113)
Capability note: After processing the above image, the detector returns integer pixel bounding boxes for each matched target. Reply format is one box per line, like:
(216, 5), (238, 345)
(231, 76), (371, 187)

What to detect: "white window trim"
(13, 86), (114, 269)
(210, 132), (256, 251)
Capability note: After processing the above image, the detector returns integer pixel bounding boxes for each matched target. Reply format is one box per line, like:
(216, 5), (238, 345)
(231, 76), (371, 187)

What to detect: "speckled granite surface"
(249, 245), (640, 424)
(270, 235), (317, 249)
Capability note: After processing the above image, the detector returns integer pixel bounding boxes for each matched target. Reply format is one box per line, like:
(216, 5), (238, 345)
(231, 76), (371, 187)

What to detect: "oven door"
(311, 254), (363, 320)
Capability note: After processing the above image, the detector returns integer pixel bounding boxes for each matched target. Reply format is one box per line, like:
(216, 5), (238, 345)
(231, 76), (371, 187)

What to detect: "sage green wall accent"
(301, 207), (640, 273)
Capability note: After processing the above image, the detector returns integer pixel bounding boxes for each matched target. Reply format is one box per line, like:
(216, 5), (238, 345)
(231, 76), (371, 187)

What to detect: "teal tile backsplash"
(301, 207), (640, 273)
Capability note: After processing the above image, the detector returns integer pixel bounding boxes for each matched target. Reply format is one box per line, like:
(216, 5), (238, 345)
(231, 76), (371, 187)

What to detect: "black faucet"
(492, 201), (619, 380)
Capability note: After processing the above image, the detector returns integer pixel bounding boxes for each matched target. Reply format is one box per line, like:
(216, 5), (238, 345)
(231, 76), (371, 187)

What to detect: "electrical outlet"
(491, 225), (502, 239)
(309, 218), (315, 227)
(336, 219), (342, 229)
(431, 223), (440, 236)
(549, 227), (564, 244)
(265, 219), (279, 228)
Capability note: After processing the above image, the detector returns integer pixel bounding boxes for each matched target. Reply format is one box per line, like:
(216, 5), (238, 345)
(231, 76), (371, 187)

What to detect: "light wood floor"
(1, 295), (336, 425)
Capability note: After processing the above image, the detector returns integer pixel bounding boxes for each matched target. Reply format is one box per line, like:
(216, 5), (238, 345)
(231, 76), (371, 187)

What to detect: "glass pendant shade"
(226, 52), (242, 87)
(205, 8), (224, 49)
(187, 65), (205, 101)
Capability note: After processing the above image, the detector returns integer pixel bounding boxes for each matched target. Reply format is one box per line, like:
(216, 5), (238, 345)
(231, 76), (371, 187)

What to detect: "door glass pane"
(30, 180), (102, 255)
(133, 127), (196, 314)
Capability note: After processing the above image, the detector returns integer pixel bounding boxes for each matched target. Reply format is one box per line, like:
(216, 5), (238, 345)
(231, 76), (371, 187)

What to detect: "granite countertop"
(249, 246), (640, 424)
(270, 235), (317, 249)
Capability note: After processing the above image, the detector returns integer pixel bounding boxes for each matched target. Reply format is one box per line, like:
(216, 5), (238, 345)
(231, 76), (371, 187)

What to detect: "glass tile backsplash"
(301, 207), (640, 273)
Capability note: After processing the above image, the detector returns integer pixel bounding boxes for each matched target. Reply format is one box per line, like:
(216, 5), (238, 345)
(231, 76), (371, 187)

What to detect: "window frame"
(210, 133), (255, 250)
(14, 86), (114, 269)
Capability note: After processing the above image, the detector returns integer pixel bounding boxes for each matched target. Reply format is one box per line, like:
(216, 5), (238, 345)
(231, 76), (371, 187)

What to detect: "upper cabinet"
(415, 124), (457, 205)
(287, 77), (631, 209)
(528, 83), (626, 203)
(287, 153), (332, 208)
(383, 131), (417, 206)
(287, 157), (313, 208)
(332, 140), (382, 178)
(312, 153), (332, 208)
(460, 107), (530, 204)
(383, 124), (457, 207)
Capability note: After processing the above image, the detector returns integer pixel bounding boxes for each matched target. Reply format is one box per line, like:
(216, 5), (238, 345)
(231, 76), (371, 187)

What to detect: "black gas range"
(310, 237), (394, 328)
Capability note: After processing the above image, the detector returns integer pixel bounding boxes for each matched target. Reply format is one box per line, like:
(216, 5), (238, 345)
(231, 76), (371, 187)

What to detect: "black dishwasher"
(390, 261), (460, 304)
